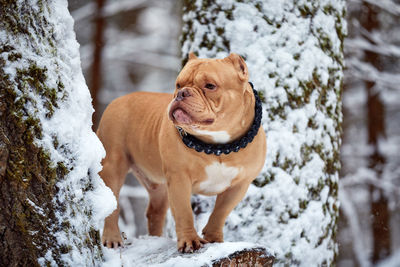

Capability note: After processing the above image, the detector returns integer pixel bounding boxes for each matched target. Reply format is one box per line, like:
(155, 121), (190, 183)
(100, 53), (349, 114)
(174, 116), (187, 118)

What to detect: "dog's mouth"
(169, 102), (214, 126)
(168, 100), (193, 125)
(171, 108), (192, 124)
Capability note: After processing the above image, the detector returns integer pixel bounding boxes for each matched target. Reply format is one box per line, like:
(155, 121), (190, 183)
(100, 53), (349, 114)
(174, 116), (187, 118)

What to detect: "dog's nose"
(176, 88), (191, 101)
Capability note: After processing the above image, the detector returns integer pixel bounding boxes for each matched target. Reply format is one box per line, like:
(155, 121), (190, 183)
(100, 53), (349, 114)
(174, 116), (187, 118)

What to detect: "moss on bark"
(0, 53), (65, 266)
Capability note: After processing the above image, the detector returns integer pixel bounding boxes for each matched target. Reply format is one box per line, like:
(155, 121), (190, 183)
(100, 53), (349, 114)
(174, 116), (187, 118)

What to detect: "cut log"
(211, 247), (274, 267)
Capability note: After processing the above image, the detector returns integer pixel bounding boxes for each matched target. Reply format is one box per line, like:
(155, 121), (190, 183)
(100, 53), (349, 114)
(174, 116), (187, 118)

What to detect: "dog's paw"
(102, 230), (124, 249)
(177, 234), (208, 253)
(202, 229), (224, 243)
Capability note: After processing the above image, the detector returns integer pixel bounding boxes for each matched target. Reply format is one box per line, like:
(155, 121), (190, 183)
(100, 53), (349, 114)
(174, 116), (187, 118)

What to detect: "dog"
(97, 53), (266, 253)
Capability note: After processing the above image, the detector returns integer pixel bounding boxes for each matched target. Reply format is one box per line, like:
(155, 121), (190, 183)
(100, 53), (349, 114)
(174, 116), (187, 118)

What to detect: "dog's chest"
(198, 162), (240, 194)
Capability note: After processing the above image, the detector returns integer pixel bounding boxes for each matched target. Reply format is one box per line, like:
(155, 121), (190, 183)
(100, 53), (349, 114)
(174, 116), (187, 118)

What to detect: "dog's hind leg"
(145, 183), (168, 236)
(131, 164), (169, 237)
(100, 149), (130, 248)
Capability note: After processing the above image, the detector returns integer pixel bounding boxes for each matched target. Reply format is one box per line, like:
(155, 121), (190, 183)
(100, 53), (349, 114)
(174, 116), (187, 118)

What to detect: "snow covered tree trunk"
(181, 0), (346, 265)
(0, 0), (115, 266)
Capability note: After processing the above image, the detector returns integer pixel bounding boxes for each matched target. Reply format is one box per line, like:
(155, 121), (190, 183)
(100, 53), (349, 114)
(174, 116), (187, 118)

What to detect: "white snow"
(42, 0), (117, 254)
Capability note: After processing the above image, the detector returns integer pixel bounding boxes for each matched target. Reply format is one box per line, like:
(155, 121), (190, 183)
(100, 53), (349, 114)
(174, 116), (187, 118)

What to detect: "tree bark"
(0, 0), (108, 265)
(90, 0), (106, 130)
(212, 247), (274, 267)
(181, 1), (346, 265)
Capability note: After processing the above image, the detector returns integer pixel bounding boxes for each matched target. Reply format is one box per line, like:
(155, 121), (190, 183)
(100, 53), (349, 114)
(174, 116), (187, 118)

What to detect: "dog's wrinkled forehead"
(176, 59), (225, 87)
(176, 53), (248, 93)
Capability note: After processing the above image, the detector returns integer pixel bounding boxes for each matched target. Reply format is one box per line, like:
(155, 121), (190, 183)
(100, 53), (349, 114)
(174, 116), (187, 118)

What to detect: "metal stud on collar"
(176, 126), (187, 138)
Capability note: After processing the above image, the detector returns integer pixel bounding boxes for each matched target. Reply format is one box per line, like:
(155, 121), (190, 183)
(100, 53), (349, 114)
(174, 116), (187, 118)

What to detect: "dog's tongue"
(173, 108), (191, 124)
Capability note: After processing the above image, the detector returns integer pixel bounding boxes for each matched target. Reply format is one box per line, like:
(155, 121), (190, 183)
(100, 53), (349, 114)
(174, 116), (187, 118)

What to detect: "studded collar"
(175, 82), (262, 156)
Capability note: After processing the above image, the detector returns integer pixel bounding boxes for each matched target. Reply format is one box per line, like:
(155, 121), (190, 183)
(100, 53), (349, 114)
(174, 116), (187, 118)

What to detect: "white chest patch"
(199, 162), (240, 194)
(194, 129), (231, 144)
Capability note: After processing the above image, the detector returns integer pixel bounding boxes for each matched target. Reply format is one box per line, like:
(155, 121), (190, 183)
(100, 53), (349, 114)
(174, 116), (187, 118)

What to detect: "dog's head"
(168, 53), (254, 144)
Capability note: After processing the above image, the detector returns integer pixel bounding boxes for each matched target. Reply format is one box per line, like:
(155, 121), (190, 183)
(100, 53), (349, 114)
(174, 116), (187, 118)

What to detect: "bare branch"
(346, 58), (400, 90)
(345, 37), (400, 58)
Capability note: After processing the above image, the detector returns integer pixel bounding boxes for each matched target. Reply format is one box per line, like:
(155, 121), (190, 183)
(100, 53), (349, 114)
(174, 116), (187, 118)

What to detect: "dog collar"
(176, 82), (263, 156)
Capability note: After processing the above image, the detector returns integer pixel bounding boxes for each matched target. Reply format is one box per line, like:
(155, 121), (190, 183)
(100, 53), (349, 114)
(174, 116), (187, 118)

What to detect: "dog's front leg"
(166, 174), (208, 253)
(202, 178), (251, 243)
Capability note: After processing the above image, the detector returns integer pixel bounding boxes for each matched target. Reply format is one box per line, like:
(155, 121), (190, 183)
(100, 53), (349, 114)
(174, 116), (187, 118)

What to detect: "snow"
(102, 236), (271, 267)
(41, 1), (117, 264)
(42, 0), (117, 254)
(1, 0), (115, 265)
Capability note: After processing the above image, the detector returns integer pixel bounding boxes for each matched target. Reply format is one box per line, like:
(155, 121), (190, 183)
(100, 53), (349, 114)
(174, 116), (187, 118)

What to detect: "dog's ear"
(226, 53), (248, 81)
(181, 52), (197, 68)
(188, 52), (198, 61)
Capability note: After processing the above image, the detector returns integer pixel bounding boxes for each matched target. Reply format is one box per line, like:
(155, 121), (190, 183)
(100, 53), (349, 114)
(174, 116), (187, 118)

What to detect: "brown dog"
(97, 53), (266, 253)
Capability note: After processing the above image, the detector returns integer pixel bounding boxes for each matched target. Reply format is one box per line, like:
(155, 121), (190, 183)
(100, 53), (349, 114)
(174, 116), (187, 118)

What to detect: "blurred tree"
(90, 0), (107, 130)
(0, 0), (109, 265)
(69, 0), (180, 129)
(340, 0), (400, 265)
(363, 2), (391, 263)
(181, 0), (345, 265)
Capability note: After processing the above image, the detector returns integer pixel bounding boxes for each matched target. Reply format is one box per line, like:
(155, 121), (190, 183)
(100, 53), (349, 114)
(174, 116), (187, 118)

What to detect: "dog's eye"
(176, 83), (181, 89)
(205, 83), (216, 90)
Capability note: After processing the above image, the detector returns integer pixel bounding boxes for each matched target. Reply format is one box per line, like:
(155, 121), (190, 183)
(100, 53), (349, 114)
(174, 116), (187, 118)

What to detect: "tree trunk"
(90, 0), (106, 130)
(363, 2), (391, 263)
(181, 0), (346, 265)
(0, 0), (114, 265)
